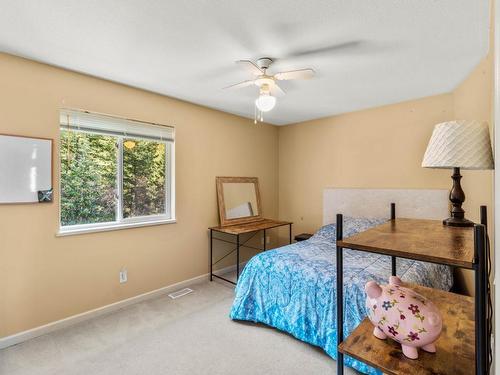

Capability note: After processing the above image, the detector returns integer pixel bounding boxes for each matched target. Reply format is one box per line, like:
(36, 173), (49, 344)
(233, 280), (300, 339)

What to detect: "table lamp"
(422, 120), (494, 227)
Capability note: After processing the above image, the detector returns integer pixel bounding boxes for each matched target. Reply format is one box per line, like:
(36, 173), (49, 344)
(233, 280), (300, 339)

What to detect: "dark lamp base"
(442, 167), (475, 228)
(442, 217), (474, 227)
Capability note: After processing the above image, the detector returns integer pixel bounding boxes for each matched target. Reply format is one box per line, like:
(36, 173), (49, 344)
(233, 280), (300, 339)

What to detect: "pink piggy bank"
(365, 276), (442, 359)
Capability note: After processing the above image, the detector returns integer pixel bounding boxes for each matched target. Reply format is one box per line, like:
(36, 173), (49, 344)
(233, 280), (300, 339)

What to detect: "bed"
(229, 189), (454, 374)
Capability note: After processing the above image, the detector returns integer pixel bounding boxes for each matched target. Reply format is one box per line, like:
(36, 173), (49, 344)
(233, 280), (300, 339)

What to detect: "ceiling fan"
(224, 57), (315, 122)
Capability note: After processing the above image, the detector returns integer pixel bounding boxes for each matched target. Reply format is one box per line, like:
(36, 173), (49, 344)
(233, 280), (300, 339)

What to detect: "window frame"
(58, 127), (176, 236)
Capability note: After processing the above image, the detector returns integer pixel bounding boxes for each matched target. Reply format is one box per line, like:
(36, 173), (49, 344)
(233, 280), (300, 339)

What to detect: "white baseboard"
(0, 261), (247, 350)
(212, 261), (247, 279)
(0, 272), (210, 349)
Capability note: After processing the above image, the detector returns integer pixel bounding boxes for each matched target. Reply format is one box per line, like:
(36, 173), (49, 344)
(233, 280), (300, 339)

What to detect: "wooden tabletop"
(337, 218), (475, 269)
(209, 218), (292, 235)
(339, 284), (474, 375)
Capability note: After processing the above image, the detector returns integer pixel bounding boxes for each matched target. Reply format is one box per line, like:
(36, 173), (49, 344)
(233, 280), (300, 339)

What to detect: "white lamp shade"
(422, 120), (494, 170)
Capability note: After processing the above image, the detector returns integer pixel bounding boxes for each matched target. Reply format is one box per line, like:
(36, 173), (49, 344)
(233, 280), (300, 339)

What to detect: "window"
(59, 110), (175, 234)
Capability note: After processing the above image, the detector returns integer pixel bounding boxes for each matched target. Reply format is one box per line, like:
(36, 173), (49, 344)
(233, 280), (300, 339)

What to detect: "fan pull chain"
(254, 107), (264, 124)
(253, 106), (265, 124)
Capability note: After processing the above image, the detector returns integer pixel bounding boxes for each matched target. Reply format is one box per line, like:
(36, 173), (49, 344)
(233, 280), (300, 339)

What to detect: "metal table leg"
(236, 234), (240, 281)
(474, 224), (487, 375)
(480, 206), (491, 373)
(391, 257), (397, 276)
(391, 203), (397, 276)
(336, 214), (344, 375)
(263, 229), (266, 251)
(210, 229), (213, 281)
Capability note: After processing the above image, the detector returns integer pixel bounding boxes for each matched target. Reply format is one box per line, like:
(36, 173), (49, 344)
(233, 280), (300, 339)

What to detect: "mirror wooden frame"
(216, 176), (262, 227)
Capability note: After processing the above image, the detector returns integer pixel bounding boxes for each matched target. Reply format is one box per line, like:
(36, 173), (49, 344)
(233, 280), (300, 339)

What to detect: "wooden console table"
(209, 219), (292, 285)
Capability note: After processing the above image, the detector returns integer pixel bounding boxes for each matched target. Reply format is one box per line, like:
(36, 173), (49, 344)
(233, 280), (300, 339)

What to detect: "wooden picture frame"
(216, 176), (262, 227)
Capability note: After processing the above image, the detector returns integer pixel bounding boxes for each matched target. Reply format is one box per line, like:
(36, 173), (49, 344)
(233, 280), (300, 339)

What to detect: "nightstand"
(294, 233), (312, 242)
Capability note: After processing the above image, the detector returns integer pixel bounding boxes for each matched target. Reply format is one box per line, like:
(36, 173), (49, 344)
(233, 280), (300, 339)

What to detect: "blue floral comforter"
(230, 218), (453, 374)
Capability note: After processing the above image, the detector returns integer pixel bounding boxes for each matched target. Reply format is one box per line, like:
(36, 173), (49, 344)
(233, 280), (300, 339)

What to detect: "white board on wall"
(0, 134), (53, 203)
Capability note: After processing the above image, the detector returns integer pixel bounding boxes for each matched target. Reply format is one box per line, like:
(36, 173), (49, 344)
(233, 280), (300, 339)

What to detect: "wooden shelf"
(338, 284), (475, 375)
(337, 218), (475, 269)
(209, 218), (292, 235)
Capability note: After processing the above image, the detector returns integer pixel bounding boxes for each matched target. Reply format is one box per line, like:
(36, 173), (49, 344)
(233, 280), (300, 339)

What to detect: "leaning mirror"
(216, 177), (262, 226)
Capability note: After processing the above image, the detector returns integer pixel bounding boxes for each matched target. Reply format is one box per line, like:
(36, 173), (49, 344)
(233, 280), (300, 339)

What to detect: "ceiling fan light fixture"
(255, 92), (276, 112)
(226, 57), (316, 118)
(254, 77), (274, 87)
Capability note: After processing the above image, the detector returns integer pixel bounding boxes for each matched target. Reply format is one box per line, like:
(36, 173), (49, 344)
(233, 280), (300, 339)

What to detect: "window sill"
(56, 218), (177, 237)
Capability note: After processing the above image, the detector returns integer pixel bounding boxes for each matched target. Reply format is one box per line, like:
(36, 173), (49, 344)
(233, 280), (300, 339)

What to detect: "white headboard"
(323, 188), (449, 225)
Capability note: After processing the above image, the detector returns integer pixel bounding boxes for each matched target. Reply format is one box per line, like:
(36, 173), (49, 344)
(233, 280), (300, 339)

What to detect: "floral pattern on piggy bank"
(365, 276), (442, 359)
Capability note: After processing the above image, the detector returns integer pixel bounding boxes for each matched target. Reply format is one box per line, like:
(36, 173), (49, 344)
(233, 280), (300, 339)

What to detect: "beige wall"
(279, 93), (454, 232)
(278, 55), (494, 296)
(0, 30), (494, 338)
(0, 53), (279, 338)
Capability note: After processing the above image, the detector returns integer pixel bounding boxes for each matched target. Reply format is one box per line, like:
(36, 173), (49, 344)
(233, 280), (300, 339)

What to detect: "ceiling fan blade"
(286, 40), (364, 58)
(269, 83), (285, 97)
(274, 69), (315, 81)
(236, 60), (263, 75)
(223, 80), (255, 90)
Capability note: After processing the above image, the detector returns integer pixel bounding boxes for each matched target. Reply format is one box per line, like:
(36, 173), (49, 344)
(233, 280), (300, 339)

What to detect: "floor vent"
(168, 288), (194, 299)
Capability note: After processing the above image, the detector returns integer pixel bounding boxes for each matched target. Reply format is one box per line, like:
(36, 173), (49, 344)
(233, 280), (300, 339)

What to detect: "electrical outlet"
(119, 268), (128, 284)
(266, 236), (270, 244)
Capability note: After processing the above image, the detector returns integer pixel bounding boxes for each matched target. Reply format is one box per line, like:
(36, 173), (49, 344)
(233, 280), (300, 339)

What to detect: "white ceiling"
(0, 1), (490, 125)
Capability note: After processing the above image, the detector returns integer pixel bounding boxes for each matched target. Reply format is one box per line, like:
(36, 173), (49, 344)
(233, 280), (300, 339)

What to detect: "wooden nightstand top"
(338, 218), (475, 269)
(209, 218), (292, 235)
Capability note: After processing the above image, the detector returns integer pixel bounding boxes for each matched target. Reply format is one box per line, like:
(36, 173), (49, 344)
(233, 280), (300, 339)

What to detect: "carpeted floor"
(0, 280), (357, 375)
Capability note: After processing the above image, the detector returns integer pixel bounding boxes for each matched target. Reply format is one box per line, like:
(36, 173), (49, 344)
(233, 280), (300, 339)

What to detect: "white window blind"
(59, 109), (174, 142)
(58, 108), (175, 236)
